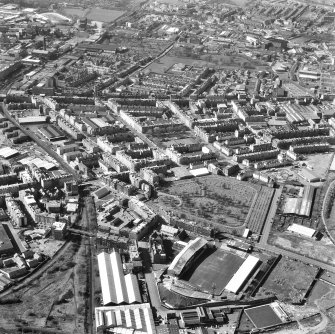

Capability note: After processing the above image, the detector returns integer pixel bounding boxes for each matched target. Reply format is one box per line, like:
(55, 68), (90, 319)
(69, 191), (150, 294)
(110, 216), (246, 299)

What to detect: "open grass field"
(63, 6), (124, 22)
(86, 8), (125, 22)
(63, 7), (86, 17)
(245, 305), (283, 328)
(182, 249), (244, 295)
(259, 258), (318, 303)
(157, 176), (273, 235)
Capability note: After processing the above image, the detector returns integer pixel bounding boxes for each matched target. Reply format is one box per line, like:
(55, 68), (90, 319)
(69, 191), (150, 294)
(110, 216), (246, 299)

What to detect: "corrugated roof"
(97, 251), (142, 306)
(95, 303), (155, 334)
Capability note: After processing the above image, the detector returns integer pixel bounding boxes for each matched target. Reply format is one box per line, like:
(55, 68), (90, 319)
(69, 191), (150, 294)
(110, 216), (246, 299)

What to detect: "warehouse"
(95, 303), (155, 334)
(287, 223), (316, 238)
(0, 147), (19, 159)
(225, 255), (259, 294)
(283, 185), (315, 217)
(38, 125), (66, 141)
(18, 116), (49, 124)
(189, 167), (210, 177)
(97, 251), (142, 305)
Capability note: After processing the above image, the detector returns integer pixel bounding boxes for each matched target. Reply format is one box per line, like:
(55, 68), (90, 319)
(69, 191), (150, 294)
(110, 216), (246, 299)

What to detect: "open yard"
(258, 258), (318, 304)
(157, 176), (273, 235)
(182, 249), (245, 295)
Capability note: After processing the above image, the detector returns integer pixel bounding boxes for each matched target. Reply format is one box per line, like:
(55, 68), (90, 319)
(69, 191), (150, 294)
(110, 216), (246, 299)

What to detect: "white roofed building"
(97, 251), (142, 306)
(287, 223), (316, 238)
(95, 303), (156, 334)
(225, 255), (259, 294)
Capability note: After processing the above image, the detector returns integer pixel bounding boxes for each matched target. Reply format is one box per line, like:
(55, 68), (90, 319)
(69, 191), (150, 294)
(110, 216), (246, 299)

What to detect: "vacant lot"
(259, 258), (318, 303)
(0, 239), (88, 333)
(182, 249), (244, 295)
(268, 232), (335, 266)
(304, 153), (334, 179)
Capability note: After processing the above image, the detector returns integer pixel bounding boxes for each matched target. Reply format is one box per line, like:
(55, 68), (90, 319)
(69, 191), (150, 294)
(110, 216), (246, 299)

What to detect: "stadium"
(167, 238), (261, 296)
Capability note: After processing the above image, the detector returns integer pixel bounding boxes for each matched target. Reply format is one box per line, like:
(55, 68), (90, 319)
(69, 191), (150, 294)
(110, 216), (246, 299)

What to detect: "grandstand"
(225, 255), (260, 294)
(167, 237), (208, 277)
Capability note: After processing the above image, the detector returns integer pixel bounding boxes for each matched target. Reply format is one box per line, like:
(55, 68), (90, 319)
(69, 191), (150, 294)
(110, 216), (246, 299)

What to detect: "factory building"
(97, 251), (142, 306)
(95, 303), (156, 334)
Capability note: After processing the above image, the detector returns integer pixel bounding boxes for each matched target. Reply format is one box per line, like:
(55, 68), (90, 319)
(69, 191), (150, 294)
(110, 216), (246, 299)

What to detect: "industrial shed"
(95, 303), (156, 334)
(18, 116), (49, 124)
(225, 255), (259, 294)
(93, 187), (110, 200)
(97, 251), (142, 305)
(287, 223), (316, 238)
(0, 147), (19, 159)
(283, 185), (315, 217)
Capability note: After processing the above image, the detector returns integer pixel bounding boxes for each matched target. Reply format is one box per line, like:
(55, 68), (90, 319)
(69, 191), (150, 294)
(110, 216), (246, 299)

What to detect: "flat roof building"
(225, 255), (259, 294)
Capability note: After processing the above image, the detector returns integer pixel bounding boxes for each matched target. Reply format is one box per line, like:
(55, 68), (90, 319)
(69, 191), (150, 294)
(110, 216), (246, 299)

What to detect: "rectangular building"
(225, 255), (259, 294)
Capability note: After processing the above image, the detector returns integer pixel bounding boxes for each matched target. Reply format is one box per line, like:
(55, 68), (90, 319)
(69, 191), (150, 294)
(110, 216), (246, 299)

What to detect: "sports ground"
(245, 305), (283, 328)
(182, 249), (245, 294)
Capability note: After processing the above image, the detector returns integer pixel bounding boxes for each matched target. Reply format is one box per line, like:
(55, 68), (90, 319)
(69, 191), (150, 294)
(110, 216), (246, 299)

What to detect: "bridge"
(68, 228), (95, 238)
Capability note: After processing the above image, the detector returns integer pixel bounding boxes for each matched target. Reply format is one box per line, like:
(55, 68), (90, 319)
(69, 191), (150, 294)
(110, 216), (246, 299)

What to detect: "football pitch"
(182, 249), (245, 294)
